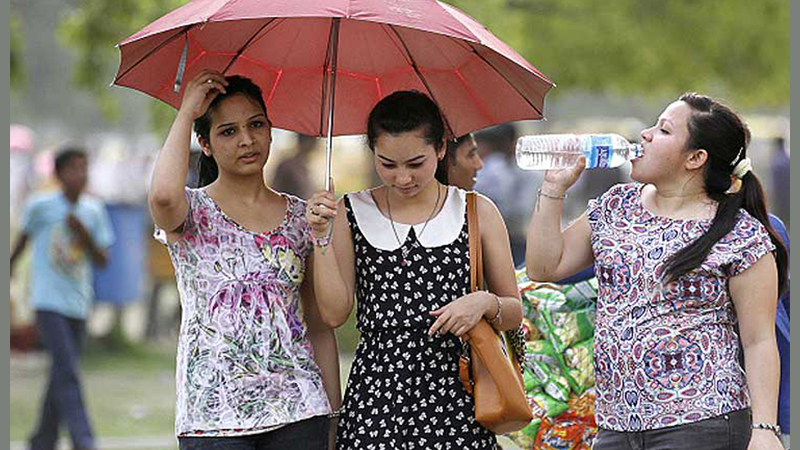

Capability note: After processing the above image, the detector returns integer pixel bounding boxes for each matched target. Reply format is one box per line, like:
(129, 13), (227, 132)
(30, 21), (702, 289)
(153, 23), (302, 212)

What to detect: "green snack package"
(524, 287), (568, 313)
(524, 340), (559, 366)
(530, 360), (571, 402)
(521, 418), (542, 439)
(523, 365), (542, 393)
(556, 339), (594, 395)
(540, 307), (596, 353)
(531, 391), (569, 418)
(558, 278), (598, 310)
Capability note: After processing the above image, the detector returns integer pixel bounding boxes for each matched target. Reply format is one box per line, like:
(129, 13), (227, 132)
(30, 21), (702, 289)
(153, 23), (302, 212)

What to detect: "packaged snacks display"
(507, 273), (598, 450)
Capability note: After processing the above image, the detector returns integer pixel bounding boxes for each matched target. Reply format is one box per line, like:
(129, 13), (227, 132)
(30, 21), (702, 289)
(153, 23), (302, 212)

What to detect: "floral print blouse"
(586, 183), (775, 432)
(156, 188), (330, 437)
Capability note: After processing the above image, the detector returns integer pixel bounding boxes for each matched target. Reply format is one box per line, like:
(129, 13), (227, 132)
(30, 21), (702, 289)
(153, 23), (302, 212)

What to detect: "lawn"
(10, 341), (178, 447)
(11, 341), (520, 449)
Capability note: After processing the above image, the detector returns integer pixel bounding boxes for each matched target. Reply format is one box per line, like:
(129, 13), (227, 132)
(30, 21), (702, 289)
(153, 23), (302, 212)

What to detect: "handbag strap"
(466, 192), (483, 292)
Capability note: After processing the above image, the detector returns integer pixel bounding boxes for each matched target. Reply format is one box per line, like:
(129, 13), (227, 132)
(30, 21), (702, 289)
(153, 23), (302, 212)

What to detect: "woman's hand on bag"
(428, 292), (493, 338)
(542, 155), (586, 195)
(748, 429), (785, 450)
(177, 70), (228, 120)
(307, 186), (338, 240)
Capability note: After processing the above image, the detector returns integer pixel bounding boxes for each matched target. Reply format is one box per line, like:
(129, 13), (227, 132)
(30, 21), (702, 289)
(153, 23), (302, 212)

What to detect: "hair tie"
(730, 146), (745, 166)
(732, 157), (752, 179)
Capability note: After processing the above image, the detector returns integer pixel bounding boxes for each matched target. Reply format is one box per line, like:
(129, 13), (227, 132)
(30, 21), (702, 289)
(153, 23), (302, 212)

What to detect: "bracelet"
(487, 293), (502, 326)
(752, 422), (781, 438)
(537, 188), (567, 200)
(327, 409), (342, 419)
(311, 234), (330, 250)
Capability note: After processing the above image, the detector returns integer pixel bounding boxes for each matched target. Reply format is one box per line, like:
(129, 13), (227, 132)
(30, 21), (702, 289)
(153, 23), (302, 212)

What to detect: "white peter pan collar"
(349, 186), (466, 251)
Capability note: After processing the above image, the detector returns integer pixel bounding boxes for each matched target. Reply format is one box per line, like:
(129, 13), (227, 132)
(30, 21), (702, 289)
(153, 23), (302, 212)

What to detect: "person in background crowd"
(769, 136), (790, 228)
(474, 123), (541, 267)
(272, 133), (318, 200)
(11, 146), (115, 450)
(434, 133), (484, 190)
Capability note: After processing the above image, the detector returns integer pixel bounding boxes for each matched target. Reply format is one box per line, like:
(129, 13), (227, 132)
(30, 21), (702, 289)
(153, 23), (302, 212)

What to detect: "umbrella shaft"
(324, 18), (341, 193)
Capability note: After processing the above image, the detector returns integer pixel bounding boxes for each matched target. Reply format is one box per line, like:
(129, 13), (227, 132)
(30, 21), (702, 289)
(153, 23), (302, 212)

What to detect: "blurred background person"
(473, 123), (542, 267)
(434, 133), (484, 190)
(271, 133), (318, 199)
(10, 146), (115, 450)
(769, 136), (789, 228)
(10, 124), (37, 222)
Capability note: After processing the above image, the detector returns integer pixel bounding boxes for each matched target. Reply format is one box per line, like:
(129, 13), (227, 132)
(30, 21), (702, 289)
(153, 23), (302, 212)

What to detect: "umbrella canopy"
(114, 0), (555, 138)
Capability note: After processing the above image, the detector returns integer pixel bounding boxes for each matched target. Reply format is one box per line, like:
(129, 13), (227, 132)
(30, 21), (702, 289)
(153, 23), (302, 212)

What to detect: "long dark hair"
(662, 93), (788, 295)
(435, 134), (473, 185)
(366, 90), (446, 154)
(192, 75), (270, 187)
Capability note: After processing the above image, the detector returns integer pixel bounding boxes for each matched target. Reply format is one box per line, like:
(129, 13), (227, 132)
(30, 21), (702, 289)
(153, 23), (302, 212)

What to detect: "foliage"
(10, 9), (25, 92)
(51, 0), (789, 135)
(449, 0), (789, 108)
(57, 0), (185, 132)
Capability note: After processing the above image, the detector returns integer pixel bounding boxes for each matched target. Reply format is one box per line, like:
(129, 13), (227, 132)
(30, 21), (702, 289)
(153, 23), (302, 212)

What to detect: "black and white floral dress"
(336, 187), (497, 450)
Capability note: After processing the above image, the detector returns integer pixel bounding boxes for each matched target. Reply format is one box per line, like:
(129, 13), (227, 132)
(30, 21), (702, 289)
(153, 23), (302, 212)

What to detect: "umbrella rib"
(385, 25), (456, 139)
(221, 18), (280, 75)
(465, 41), (547, 117)
(115, 26), (192, 84)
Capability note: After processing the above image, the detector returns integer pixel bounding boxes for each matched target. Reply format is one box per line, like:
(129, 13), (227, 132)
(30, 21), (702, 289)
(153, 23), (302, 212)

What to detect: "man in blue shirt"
(11, 146), (114, 450)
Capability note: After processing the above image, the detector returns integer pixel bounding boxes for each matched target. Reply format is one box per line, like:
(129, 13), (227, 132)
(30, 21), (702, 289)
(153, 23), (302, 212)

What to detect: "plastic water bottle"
(516, 133), (642, 170)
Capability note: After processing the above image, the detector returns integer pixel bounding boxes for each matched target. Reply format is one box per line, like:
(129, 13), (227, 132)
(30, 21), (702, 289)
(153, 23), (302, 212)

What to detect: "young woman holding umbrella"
(525, 93), (788, 450)
(149, 70), (340, 449)
(307, 90), (522, 449)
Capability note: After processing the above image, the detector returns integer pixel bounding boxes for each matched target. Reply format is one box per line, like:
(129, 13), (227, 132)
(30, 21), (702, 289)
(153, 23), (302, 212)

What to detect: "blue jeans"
(29, 311), (95, 450)
(593, 408), (752, 450)
(178, 416), (330, 450)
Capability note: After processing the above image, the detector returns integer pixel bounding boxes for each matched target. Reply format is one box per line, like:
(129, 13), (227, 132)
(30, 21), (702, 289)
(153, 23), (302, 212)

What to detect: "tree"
(58, 0), (185, 135)
(11, 9), (25, 92)
(448, 0), (789, 108)
(58, 0), (789, 133)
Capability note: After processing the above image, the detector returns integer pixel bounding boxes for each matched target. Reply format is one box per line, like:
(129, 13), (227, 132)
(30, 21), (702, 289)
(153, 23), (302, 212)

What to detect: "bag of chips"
(531, 391), (569, 418)
(559, 338), (595, 394)
(539, 307), (596, 353)
(535, 416), (584, 450)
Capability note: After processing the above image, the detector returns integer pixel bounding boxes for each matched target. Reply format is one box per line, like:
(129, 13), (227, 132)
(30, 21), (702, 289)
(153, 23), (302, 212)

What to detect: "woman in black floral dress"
(306, 91), (523, 449)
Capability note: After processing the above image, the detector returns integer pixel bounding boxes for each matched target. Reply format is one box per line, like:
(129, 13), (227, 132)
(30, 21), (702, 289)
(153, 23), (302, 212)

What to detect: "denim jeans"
(29, 311), (95, 450)
(593, 409), (752, 450)
(178, 416), (330, 450)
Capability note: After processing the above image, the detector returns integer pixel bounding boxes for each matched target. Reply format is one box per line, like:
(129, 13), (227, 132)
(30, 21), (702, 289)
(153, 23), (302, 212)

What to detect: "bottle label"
(590, 135), (613, 168)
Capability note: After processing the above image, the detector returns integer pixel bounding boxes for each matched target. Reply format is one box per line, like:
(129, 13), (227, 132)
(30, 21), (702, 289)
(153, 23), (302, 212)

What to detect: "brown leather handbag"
(459, 192), (532, 434)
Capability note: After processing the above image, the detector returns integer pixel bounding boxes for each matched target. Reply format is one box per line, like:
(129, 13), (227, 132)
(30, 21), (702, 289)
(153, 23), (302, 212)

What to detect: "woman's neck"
(646, 179), (715, 220)
(206, 173), (273, 204)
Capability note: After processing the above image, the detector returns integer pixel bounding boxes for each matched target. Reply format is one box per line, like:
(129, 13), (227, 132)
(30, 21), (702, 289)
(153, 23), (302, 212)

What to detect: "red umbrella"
(114, 0), (554, 189)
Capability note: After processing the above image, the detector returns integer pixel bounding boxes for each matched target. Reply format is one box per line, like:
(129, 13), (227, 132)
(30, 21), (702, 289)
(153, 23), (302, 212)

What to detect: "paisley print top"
(156, 188), (330, 437)
(586, 183), (775, 431)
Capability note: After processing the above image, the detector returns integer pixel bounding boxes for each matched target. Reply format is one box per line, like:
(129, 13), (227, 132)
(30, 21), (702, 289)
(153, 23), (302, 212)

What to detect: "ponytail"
(662, 173), (788, 295)
(662, 92), (788, 294)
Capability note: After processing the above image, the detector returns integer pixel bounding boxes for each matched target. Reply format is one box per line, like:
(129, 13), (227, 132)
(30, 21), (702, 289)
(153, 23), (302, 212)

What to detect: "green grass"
(11, 339), (521, 449)
(10, 341), (177, 442)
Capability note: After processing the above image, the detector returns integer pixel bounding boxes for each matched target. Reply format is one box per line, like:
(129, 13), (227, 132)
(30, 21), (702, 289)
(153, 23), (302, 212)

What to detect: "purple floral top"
(156, 188), (330, 437)
(586, 183), (775, 431)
